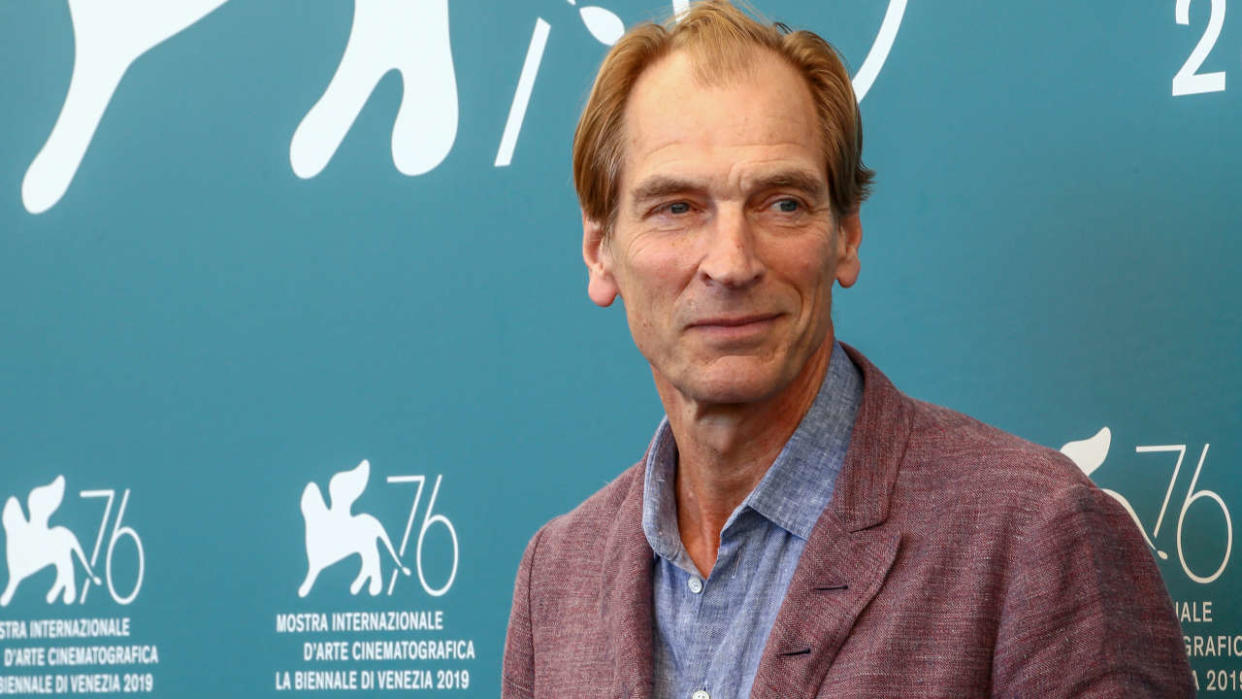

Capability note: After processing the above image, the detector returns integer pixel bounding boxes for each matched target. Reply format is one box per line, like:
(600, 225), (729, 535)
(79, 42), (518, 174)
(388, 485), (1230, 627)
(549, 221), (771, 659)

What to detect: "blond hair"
(572, 0), (874, 230)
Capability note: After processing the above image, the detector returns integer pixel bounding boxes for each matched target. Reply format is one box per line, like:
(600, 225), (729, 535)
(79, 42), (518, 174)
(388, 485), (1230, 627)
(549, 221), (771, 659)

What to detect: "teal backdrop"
(1, 0), (1239, 695)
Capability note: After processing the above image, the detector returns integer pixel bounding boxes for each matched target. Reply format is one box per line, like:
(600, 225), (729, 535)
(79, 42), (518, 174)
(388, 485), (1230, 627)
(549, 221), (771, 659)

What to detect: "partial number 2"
(1173, 0), (1227, 95)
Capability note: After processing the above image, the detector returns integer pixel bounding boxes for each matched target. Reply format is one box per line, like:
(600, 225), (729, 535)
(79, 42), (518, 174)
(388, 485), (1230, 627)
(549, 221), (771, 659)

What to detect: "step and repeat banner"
(1, 0), (1238, 696)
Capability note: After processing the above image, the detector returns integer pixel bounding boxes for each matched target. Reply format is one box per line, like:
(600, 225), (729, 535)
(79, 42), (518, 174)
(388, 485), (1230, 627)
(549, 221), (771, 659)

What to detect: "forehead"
(621, 49), (822, 189)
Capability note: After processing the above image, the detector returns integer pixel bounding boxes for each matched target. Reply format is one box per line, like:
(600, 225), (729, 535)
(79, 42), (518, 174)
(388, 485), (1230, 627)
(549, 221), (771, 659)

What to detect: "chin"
(678, 364), (791, 405)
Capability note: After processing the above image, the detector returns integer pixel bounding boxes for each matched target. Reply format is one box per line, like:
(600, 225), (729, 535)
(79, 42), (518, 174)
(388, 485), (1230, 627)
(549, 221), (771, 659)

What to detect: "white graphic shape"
(579, 6), (625, 45)
(21, 0), (228, 214)
(496, 3), (623, 168)
(298, 460), (411, 597)
(290, 0), (458, 178)
(1060, 426), (1111, 476)
(495, 19), (551, 167)
(1, 476), (101, 606)
(850, 0), (906, 102)
(1171, 0), (1226, 96)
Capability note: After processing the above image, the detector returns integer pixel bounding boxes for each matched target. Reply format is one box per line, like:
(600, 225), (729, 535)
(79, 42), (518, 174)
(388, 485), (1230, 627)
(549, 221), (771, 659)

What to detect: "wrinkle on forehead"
(624, 51), (818, 153)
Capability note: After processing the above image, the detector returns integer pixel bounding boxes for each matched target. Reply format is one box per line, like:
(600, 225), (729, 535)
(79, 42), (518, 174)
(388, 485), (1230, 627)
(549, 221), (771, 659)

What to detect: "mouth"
(685, 313), (782, 340)
(688, 313), (781, 328)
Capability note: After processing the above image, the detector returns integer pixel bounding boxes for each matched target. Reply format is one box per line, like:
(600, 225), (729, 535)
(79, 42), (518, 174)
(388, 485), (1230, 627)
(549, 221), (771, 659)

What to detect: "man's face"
(583, 49), (861, 406)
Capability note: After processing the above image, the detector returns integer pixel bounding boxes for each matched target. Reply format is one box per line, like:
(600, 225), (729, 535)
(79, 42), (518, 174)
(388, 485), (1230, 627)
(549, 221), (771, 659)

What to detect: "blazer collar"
(751, 343), (913, 697)
(598, 343), (913, 699)
(832, 343), (913, 532)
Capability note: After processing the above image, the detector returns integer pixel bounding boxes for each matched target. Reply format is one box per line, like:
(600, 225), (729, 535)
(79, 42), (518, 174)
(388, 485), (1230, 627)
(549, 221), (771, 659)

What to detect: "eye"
(666, 201), (692, 215)
(772, 198), (801, 213)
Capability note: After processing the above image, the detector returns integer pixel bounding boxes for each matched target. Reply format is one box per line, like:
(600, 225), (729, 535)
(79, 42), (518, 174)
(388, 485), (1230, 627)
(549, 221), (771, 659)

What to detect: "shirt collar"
(641, 342), (863, 561)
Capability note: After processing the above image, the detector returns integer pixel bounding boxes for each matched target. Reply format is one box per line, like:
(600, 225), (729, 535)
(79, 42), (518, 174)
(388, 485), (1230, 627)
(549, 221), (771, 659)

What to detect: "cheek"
(770, 240), (837, 302)
(615, 237), (695, 304)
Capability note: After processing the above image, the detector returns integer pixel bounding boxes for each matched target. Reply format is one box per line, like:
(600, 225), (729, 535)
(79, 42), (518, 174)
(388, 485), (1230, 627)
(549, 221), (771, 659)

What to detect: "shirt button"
(692, 691), (710, 699)
(687, 576), (704, 594)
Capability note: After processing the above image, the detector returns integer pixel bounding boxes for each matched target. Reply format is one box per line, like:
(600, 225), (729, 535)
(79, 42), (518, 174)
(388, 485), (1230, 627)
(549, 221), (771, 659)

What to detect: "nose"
(698, 206), (764, 288)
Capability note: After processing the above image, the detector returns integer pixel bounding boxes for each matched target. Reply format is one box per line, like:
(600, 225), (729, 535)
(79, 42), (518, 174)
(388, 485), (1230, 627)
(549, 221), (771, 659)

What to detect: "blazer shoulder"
(525, 461), (643, 563)
(903, 398), (1094, 499)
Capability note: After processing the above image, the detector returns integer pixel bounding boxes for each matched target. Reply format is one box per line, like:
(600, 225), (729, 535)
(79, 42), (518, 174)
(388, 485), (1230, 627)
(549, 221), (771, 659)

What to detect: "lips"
(685, 313), (782, 342)
(687, 313), (781, 329)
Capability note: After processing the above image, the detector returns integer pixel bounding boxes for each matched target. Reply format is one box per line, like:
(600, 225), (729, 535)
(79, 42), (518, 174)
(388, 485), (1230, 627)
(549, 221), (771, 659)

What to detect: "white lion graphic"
(2, 475), (101, 606)
(298, 459), (409, 597)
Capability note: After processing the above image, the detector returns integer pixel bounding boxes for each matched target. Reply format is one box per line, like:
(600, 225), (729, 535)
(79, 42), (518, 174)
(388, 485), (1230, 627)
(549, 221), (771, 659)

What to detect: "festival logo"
(1, 476), (100, 606)
(0, 476), (159, 693)
(295, 459), (458, 598)
(2, 475), (144, 607)
(297, 460), (411, 597)
(276, 460), (470, 692)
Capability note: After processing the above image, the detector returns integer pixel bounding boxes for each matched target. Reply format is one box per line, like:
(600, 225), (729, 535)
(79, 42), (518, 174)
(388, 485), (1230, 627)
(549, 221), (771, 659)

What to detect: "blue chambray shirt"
(641, 342), (862, 699)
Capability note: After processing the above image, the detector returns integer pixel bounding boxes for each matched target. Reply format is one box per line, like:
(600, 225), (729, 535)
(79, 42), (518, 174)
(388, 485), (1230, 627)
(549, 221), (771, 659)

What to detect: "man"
(503, 2), (1193, 697)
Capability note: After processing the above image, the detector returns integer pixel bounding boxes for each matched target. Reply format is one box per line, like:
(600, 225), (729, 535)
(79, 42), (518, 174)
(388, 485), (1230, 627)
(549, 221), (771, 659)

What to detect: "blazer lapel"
(751, 516), (900, 698)
(599, 463), (656, 699)
(751, 344), (913, 698)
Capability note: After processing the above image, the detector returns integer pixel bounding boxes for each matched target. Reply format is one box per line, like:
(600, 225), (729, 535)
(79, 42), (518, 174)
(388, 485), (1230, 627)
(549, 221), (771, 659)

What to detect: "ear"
(834, 211), (862, 288)
(582, 212), (619, 307)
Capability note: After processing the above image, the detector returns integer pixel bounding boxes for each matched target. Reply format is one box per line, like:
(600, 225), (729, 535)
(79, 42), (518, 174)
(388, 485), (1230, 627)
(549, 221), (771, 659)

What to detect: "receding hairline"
(616, 47), (827, 202)
(572, 0), (873, 233)
(628, 40), (805, 104)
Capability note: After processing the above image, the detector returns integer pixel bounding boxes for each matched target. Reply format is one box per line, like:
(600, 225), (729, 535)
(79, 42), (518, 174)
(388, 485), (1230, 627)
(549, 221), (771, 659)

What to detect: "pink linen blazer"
(502, 346), (1193, 697)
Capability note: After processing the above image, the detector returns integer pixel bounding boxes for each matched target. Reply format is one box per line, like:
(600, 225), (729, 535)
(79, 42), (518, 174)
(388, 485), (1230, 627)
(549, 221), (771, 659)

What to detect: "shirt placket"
(689, 519), (748, 699)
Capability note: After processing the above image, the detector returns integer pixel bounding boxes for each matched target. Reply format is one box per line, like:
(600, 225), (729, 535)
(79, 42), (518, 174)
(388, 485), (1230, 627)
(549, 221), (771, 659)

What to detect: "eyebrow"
(629, 176), (707, 206)
(749, 170), (828, 198)
(628, 169), (828, 207)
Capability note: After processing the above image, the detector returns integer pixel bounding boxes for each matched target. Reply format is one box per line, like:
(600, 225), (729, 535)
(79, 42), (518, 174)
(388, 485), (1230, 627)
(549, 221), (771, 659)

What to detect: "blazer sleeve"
(502, 527), (545, 699)
(990, 481), (1194, 697)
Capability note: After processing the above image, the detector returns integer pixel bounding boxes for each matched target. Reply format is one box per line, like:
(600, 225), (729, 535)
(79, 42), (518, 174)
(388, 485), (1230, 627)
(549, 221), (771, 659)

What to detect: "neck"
(655, 336), (835, 576)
